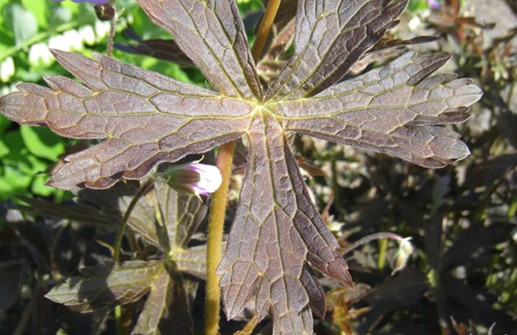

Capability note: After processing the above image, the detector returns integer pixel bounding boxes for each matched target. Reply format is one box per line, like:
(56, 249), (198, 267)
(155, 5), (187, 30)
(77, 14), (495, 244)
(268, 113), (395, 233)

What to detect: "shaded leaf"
(114, 29), (193, 67)
(137, 0), (263, 99)
(0, 50), (253, 190)
(132, 267), (194, 335)
(365, 270), (429, 308)
(276, 52), (482, 168)
(442, 277), (517, 332)
(172, 244), (210, 280)
(0, 260), (26, 312)
(153, 180), (207, 249)
(218, 115), (352, 334)
(256, 19), (296, 84)
(265, 0), (408, 100)
(45, 261), (163, 312)
(464, 153), (517, 189)
(496, 108), (517, 149)
(441, 223), (514, 272)
(22, 180), (207, 255)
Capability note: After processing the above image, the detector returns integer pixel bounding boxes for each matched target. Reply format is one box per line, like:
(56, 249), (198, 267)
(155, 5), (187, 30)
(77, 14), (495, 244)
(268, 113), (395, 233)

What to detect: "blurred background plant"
(0, 0), (516, 334)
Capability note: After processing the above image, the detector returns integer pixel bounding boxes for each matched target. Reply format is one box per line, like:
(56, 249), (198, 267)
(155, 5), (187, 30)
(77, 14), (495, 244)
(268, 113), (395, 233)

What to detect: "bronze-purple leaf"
(0, 0), (483, 333)
(265, 0), (409, 100)
(273, 52), (482, 168)
(1, 50), (253, 190)
(45, 261), (163, 312)
(217, 115), (352, 333)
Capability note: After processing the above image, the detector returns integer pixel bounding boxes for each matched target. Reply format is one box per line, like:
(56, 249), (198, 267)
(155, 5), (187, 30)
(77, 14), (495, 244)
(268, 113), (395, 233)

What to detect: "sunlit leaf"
(0, 0), (483, 332)
(265, 0), (408, 100)
(275, 52), (482, 168)
(218, 115), (352, 333)
(0, 50), (253, 190)
(138, 0), (263, 99)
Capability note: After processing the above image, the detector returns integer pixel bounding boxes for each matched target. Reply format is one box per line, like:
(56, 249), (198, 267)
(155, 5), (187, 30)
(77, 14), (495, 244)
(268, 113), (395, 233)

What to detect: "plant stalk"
(205, 141), (236, 335)
(252, 0), (281, 62)
(113, 180), (152, 335)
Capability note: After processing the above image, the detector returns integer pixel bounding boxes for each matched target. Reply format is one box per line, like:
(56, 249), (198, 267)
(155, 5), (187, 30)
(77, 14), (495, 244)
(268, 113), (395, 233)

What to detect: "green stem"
(377, 238), (388, 270)
(0, 21), (82, 62)
(341, 232), (406, 255)
(113, 180), (152, 262)
(205, 2), (281, 333)
(113, 180), (152, 335)
(205, 141), (236, 335)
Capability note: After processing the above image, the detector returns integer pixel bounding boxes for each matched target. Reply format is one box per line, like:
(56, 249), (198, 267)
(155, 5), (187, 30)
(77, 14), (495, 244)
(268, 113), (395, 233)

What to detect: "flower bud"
(163, 163), (222, 197)
(392, 238), (414, 275)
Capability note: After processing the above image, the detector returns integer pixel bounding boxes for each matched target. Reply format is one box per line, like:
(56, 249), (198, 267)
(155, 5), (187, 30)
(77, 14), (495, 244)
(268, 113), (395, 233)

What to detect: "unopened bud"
(163, 163), (222, 197)
(392, 238), (414, 275)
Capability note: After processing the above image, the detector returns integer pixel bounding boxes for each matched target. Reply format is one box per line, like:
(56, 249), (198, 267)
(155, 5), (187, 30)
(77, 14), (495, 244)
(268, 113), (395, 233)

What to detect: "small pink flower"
(428, 0), (441, 10)
(164, 163), (222, 196)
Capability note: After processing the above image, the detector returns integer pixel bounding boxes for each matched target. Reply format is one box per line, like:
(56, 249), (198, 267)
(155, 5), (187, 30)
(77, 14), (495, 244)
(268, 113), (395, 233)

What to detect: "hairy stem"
(205, 2), (281, 333)
(205, 141), (236, 335)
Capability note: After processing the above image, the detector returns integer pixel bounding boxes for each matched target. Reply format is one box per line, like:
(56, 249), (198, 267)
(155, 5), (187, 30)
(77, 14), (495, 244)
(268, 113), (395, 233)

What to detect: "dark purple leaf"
(0, 260), (26, 312)
(365, 270), (430, 308)
(464, 153), (517, 189)
(0, 0), (484, 332)
(114, 29), (193, 67)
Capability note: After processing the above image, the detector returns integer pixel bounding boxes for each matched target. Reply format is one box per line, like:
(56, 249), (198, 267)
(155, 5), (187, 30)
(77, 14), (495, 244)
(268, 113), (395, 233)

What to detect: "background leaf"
(4, 3), (38, 46)
(45, 261), (163, 312)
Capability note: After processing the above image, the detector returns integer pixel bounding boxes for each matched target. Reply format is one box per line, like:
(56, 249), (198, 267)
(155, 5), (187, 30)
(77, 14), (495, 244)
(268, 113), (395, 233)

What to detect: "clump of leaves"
(0, 0), (482, 333)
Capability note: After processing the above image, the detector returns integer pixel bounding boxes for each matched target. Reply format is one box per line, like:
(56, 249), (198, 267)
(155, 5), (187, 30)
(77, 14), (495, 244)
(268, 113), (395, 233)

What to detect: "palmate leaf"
(0, 50), (253, 190)
(45, 261), (163, 312)
(218, 114), (352, 333)
(0, 0), (483, 333)
(265, 0), (408, 100)
(274, 51), (482, 167)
